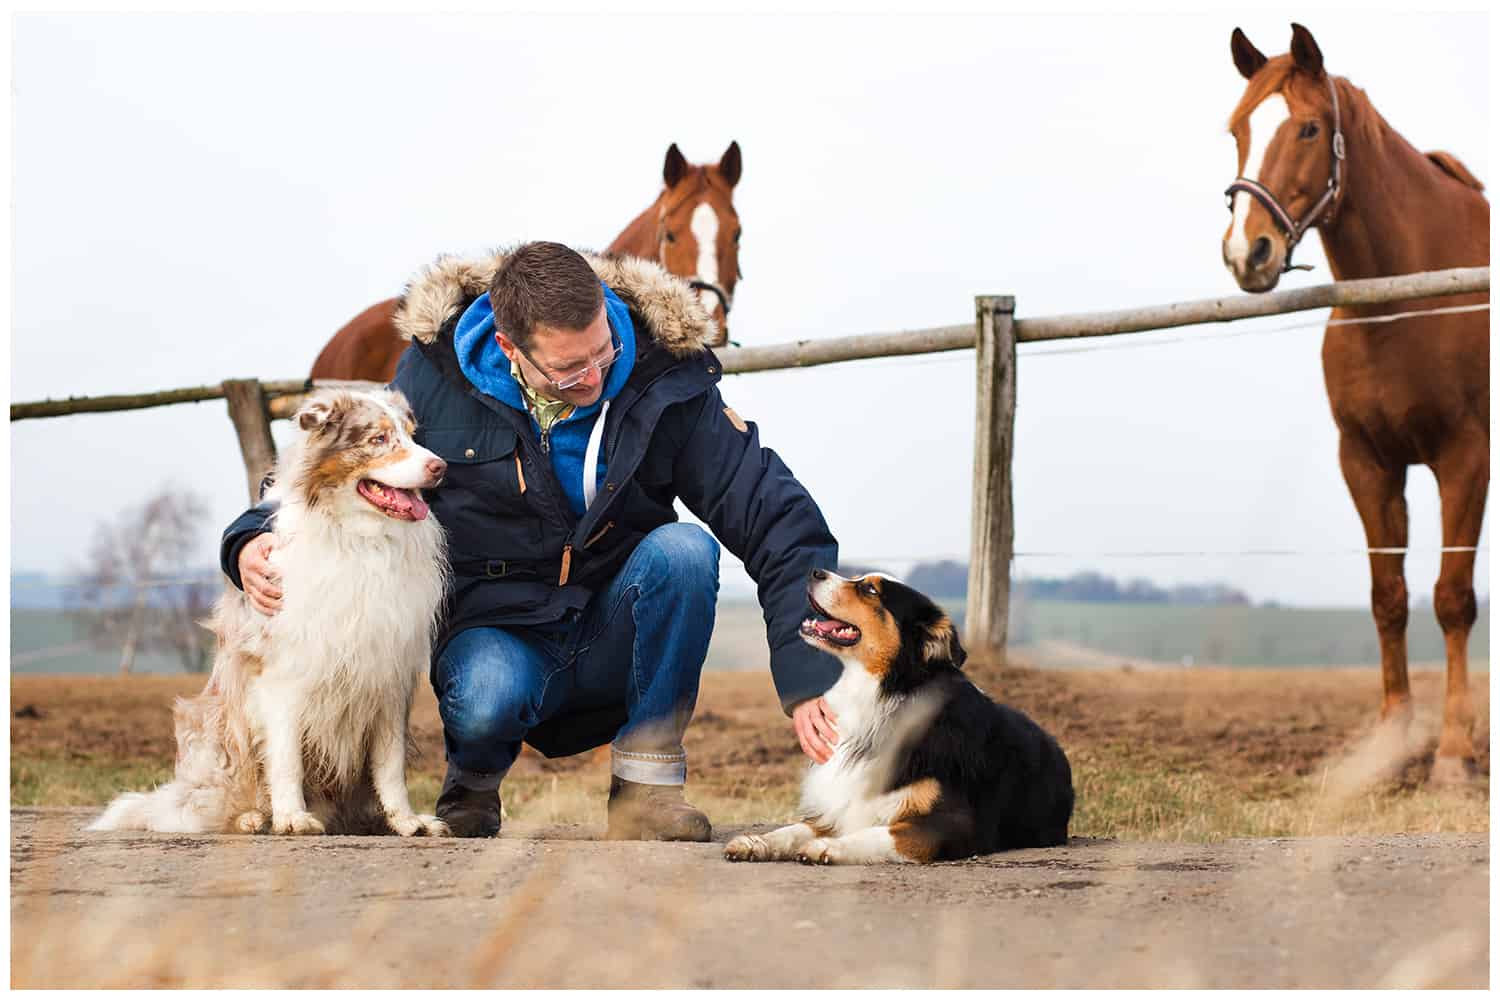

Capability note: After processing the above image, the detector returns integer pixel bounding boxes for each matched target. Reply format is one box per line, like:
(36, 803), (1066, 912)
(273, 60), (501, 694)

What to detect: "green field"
(1007, 597), (1488, 669)
(12, 598), (1488, 676)
(10, 610), (194, 675)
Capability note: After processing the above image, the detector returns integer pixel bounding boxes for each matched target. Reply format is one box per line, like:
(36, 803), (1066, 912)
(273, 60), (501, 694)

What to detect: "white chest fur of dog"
(90, 388), (452, 838)
(798, 665), (911, 833)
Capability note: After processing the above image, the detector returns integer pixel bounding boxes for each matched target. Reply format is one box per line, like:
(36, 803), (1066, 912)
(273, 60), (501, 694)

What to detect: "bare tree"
(70, 486), (215, 675)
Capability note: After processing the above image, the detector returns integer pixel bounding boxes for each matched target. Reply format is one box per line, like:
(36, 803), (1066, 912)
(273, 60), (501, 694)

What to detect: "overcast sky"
(9, 11), (1490, 607)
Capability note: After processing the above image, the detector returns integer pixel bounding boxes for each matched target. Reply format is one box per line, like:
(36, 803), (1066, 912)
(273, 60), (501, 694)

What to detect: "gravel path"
(10, 807), (1487, 988)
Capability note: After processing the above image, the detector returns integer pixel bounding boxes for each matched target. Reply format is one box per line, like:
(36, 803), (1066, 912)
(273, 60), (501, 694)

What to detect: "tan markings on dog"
(803, 818), (837, 838)
(890, 817), (944, 863)
(365, 447), (414, 471)
(302, 452), (358, 505)
(922, 615), (957, 663)
(820, 576), (901, 677)
(893, 777), (943, 821)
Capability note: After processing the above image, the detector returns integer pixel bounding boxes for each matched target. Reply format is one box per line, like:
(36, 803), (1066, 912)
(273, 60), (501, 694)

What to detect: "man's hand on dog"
(793, 697), (839, 763)
(239, 535), (282, 615)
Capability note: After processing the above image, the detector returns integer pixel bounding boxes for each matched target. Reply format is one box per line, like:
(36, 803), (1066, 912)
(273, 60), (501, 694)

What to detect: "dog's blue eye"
(371, 434), (387, 446)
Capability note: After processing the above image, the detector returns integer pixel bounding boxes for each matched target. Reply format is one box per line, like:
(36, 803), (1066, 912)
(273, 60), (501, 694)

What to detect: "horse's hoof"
(1430, 755), (1477, 786)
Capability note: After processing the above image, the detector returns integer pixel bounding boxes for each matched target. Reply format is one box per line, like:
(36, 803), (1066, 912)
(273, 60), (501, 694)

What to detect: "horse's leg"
(1338, 435), (1412, 725)
(1429, 438), (1488, 784)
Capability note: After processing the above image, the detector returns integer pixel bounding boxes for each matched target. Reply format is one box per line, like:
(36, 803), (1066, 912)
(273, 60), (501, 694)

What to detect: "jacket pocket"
(419, 424), (538, 532)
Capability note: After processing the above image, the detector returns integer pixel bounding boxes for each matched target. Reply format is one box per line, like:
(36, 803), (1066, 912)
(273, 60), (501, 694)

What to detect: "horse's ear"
(1231, 27), (1267, 80)
(663, 143), (688, 189)
(718, 141), (742, 188)
(1289, 23), (1324, 78)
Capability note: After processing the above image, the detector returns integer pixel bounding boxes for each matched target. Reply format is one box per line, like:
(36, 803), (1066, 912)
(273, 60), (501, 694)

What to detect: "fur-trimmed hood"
(392, 247), (719, 358)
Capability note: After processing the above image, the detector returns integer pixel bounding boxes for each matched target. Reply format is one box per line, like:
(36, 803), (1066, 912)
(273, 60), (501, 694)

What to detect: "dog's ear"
(296, 392), (350, 433)
(922, 615), (966, 668)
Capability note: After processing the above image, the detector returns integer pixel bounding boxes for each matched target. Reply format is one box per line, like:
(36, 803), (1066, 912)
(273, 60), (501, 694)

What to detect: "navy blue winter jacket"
(220, 251), (841, 744)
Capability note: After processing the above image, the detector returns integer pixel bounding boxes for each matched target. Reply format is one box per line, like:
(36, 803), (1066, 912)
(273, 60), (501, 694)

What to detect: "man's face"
(497, 303), (615, 409)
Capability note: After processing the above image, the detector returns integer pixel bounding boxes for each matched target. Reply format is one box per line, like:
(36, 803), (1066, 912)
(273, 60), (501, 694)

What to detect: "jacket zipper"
(558, 544), (572, 586)
(584, 520), (615, 548)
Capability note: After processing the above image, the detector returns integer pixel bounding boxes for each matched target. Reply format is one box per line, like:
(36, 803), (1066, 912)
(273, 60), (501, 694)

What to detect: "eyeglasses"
(516, 336), (622, 391)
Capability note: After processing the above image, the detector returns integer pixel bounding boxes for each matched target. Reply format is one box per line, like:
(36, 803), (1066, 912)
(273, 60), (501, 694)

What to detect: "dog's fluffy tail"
(87, 782), (226, 833)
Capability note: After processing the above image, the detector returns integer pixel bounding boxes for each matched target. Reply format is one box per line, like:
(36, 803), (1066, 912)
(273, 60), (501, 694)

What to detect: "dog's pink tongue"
(406, 493), (430, 521)
(812, 618), (845, 636)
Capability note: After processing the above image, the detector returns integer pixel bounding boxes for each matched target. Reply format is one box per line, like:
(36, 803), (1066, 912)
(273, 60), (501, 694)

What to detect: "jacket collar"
(393, 247), (719, 358)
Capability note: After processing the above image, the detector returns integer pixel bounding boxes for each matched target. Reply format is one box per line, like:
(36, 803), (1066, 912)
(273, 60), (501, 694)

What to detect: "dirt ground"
(10, 809), (1488, 987)
(9, 661), (1491, 987)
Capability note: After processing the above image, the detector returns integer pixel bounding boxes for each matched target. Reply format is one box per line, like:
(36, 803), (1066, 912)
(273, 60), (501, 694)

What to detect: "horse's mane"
(1425, 151), (1485, 192)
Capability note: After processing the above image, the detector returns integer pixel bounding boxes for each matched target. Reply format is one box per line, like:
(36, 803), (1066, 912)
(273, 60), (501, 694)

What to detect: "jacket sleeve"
(672, 387), (842, 714)
(219, 502), (279, 589)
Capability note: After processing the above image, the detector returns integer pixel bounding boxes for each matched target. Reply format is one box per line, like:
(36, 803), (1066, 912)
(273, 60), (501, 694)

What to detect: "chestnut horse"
(309, 141), (742, 382)
(1222, 24), (1489, 783)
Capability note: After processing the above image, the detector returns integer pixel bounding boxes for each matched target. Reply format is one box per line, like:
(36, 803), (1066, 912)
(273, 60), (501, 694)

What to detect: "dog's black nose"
(810, 569), (828, 581)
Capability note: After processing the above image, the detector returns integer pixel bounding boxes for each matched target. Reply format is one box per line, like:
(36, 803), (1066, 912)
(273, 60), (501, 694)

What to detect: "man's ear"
(494, 331), (519, 363)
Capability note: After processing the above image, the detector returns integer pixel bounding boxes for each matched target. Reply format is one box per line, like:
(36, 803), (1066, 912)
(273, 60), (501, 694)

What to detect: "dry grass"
(10, 659), (1489, 840)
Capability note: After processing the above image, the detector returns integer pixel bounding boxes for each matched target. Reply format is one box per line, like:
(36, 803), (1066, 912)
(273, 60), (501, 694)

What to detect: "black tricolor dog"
(725, 570), (1074, 864)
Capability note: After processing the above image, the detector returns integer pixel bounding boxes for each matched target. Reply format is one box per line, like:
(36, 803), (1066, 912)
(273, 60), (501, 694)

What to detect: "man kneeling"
(222, 241), (843, 840)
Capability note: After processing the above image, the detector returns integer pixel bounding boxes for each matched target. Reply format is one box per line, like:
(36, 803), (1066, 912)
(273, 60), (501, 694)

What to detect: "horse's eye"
(734, 229), (742, 243)
(663, 231), (677, 244)
(1299, 121), (1320, 140)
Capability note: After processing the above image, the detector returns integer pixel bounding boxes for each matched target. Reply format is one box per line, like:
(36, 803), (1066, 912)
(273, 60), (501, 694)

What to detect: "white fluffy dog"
(90, 388), (450, 836)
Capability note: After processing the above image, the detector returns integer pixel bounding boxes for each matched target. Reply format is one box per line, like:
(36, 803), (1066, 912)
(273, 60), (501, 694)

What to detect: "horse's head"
(1222, 24), (1346, 292)
(655, 141), (742, 339)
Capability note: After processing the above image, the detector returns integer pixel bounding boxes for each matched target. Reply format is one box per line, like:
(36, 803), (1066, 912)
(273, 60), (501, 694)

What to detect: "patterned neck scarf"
(511, 357), (576, 432)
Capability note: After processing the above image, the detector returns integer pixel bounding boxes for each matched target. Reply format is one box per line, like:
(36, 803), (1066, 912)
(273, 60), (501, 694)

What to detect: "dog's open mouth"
(357, 480), (430, 521)
(801, 591), (861, 647)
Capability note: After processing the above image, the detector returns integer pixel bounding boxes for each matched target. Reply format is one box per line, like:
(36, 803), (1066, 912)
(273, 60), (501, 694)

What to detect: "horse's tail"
(1426, 151), (1485, 192)
(87, 782), (225, 833)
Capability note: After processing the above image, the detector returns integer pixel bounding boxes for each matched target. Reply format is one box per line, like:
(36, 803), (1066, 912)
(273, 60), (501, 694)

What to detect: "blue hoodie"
(453, 282), (637, 516)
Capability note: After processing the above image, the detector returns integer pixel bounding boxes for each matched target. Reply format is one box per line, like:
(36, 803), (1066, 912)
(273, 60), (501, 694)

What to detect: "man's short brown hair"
(489, 242), (604, 348)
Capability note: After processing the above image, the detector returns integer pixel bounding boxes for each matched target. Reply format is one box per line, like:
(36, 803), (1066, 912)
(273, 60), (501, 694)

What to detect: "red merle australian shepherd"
(726, 570), (1073, 864)
(90, 388), (450, 837)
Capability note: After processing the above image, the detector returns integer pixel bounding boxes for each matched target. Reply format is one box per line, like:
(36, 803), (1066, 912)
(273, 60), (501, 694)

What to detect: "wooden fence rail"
(10, 266), (1489, 651)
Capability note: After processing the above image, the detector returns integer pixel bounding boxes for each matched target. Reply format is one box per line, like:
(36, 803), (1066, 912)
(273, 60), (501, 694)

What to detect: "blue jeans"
(432, 523), (720, 789)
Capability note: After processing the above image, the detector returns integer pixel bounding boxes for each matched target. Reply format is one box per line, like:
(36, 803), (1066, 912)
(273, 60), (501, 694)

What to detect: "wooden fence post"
(966, 295), (1017, 655)
(222, 379), (277, 505)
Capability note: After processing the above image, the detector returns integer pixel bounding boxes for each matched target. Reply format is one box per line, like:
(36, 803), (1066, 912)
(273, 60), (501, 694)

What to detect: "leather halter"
(689, 278), (733, 317)
(1224, 75), (1346, 273)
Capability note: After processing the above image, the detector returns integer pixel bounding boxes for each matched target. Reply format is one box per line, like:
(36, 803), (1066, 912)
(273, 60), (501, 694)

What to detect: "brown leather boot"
(606, 776), (712, 842)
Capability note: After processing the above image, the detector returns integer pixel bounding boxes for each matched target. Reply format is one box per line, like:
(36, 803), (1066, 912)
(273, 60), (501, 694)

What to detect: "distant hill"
(10, 570), (222, 611)
(898, 560), (1253, 606)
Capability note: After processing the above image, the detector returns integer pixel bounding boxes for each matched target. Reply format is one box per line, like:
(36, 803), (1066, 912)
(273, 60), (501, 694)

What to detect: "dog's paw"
(417, 815), (452, 837)
(798, 838), (837, 865)
(388, 812), (450, 837)
(272, 811), (326, 836)
(724, 834), (770, 862)
(233, 810), (268, 834)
